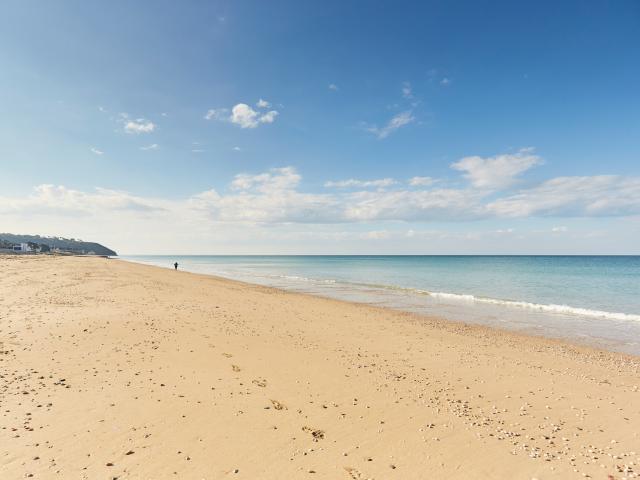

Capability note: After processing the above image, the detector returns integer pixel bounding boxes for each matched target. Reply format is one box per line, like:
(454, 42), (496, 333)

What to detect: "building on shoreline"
(13, 243), (32, 252)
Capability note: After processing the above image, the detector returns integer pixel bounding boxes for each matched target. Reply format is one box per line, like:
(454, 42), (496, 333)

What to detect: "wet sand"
(1, 255), (639, 479)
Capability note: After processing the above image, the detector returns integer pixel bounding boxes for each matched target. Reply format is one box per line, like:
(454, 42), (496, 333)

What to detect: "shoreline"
(2, 255), (639, 479)
(120, 256), (640, 358)
(142, 259), (640, 366)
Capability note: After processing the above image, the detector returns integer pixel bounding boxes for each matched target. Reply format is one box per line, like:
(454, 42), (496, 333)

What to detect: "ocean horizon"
(122, 254), (640, 355)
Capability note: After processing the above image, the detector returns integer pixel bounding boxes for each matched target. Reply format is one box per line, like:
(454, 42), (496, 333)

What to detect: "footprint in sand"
(252, 378), (267, 387)
(231, 365), (241, 372)
(270, 399), (287, 410)
(344, 467), (365, 479)
(302, 426), (325, 441)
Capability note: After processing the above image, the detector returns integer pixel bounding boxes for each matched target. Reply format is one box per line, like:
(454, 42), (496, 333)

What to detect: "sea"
(122, 255), (640, 355)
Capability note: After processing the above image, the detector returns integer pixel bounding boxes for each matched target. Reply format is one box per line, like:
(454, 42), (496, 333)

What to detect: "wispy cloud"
(428, 68), (451, 87)
(328, 83), (339, 91)
(487, 175), (640, 217)
(366, 111), (415, 139)
(230, 167), (301, 193)
(408, 176), (435, 187)
(324, 178), (397, 188)
(90, 147), (104, 155)
(204, 108), (228, 121)
(0, 184), (164, 216)
(140, 144), (158, 151)
(402, 81), (413, 99)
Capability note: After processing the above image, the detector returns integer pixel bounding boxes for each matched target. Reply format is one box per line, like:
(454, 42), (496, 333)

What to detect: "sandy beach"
(1, 256), (639, 479)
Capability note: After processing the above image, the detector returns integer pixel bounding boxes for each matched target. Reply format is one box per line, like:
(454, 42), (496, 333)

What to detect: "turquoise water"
(122, 255), (640, 355)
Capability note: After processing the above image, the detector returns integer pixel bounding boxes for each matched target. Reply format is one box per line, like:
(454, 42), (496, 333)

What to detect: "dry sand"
(1, 255), (639, 479)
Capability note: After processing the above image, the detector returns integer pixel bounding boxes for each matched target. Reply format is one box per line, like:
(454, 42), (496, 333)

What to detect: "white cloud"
(328, 83), (339, 91)
(408, 176), (435, 187)
(440, 78), (451, 86)
(140, 144), (158, 151)
(254, 109), (278, 125)
(192, 168), (339, 224)
(124, 119), (156, 134)
(488, 176), (640, 217)
(451, 148), (542, 189)
(233, 146), (241, 151)
(324, 178), (397, 188)
(4, 156), (640, 255)
(229, 104), (261, 128)
(341, 187), (487, 222)
(230, 167), (301, 193)
(6, 157), (629, 227)
(367, 111), (415, 139)
(0, 184), (163, 216)
(90, 147), (104, 155)
(205, 103), (279, 129)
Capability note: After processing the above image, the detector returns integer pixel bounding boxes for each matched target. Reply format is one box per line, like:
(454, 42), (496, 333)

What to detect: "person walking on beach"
(174, 262), (178, 270)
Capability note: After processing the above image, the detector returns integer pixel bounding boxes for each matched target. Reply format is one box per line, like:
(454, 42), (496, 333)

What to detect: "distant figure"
(174, 262), (179, 270)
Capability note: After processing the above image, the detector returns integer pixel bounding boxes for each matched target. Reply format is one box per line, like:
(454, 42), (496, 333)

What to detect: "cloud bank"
(3, 151), (639, 228)
(3, 149), (639, 254)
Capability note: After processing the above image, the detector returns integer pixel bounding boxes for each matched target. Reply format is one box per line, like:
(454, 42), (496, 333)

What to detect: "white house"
(12, 243), (32, 252)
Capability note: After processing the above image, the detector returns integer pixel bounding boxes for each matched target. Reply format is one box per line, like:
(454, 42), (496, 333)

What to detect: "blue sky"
(1, 0), (639, 254)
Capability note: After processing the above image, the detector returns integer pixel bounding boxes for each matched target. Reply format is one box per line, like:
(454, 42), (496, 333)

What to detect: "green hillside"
(0, 233), (117, 256)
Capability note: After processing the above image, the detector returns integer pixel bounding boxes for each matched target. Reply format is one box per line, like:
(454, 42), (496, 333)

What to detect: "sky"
(1, 0), (639, 255)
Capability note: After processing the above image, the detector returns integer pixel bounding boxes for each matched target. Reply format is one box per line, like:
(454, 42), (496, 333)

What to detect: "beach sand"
(1, 256), (639, 479)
